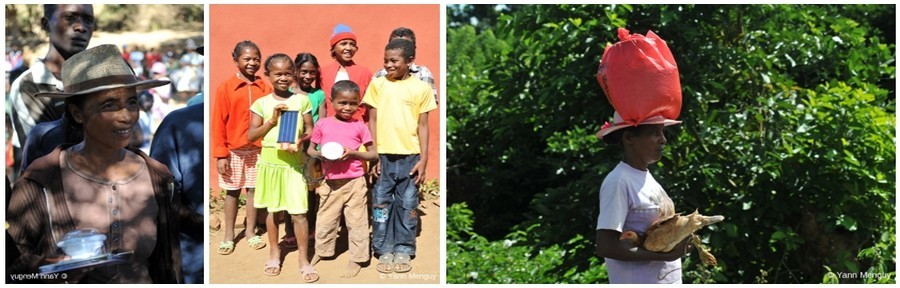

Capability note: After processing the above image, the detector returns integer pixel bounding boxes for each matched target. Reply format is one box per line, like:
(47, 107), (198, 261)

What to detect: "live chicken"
(619, 210), (724, 266)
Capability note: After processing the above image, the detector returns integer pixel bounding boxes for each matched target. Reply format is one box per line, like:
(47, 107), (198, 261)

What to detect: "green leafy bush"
(448, 203), (608, 283)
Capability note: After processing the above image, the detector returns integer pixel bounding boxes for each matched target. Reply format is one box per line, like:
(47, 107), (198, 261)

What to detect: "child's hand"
(370, 160), (381, 180)
(217, 158), (230, 175)
(296, 133), (311, 144)
(270, 104), (288, 124)
(411, 160), (427, 185)
(339, 146), (352, 161)
(279, 142), (301, 153)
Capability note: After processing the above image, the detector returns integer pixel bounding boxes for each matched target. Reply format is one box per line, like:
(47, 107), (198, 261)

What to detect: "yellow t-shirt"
(250, 93), (312, 148)
(363, 76), (437, 154)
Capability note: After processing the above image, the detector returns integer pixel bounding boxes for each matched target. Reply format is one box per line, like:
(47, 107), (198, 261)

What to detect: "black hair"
(43, 5), (95, 32)
(264, 53), (294, 73)
(62, 95), (88, 144)
(331, 80), (360, 99)
(138, 90), (154, 112)
(293, 52), (322, 90)
(385, 38), (416, 60)
(43, 4), (58, 20)
(389, 27), (416, 45)
(385, 38), (419, 74)
(232, 40), (260, 60)
(602, 125), (656, 145)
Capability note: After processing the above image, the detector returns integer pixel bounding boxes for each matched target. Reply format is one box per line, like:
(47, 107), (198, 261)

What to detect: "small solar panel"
(277, 110), (299, 143)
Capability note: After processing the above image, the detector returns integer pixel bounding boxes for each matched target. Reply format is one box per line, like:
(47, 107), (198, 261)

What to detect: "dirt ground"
(208, 194), (441, 284)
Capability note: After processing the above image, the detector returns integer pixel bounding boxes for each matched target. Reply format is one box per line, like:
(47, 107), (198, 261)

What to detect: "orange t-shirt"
(212, 74), (272, 158)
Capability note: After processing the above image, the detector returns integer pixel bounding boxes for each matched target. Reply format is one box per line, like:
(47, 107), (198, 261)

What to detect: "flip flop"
(248, 235), (267, 250)
(393, 252), (412, 273)
(217, 241), (235, 255)
(263, 259), (281, 276)
(376, 253), (394, 274)
(299, 264), (320, 283)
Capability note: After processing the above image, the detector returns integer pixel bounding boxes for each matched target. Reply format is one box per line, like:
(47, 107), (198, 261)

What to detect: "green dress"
(249, 93), (312, 214)
(290, 87), (325, 123)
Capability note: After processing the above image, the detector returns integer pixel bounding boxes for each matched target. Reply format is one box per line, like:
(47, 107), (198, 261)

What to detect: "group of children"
(213, 25), (436, 282)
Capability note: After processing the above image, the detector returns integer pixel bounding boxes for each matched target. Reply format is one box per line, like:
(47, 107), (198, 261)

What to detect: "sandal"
(376, 253), (394, 274)
(217, 241), (235, 255)
(248, 235), (267, 250)
(263, 259), (281, 276)
(393, 252), (412, 273)
(299, 264), (320, 283)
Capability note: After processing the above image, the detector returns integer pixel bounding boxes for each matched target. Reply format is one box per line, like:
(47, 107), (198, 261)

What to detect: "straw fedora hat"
(597, 111), (681, 140)
(36, 44), (169, 99)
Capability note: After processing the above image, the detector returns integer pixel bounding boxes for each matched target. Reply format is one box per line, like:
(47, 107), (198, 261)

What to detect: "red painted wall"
(208, 4), (441, 193)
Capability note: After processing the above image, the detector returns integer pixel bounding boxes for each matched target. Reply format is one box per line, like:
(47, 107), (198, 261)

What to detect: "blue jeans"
(371, 154), (420, 256)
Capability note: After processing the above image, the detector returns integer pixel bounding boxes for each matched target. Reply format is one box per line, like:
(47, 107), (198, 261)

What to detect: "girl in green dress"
(247, 53), (317, 282)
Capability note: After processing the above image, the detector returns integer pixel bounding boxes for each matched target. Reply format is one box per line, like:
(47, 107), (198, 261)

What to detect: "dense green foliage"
(447, 4), (895, 284)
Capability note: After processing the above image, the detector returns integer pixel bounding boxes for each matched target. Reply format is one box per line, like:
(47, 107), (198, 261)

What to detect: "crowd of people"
(213, 24), (436, 282)
(118, 40), (204, 154)
(5, 4), (204, 284)
(5, 4), (437, 285)
(6, 30), (204, 176)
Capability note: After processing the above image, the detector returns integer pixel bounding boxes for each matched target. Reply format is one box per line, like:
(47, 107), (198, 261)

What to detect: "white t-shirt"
(597, 161), (680, 284)
(335, 70), (350, 82)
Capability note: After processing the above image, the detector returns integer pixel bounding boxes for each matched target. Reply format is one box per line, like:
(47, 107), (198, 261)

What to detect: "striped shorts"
(218, 146), (261, 190)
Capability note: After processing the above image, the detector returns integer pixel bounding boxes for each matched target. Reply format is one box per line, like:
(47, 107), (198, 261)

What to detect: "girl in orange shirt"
(212, 40), (273, 255)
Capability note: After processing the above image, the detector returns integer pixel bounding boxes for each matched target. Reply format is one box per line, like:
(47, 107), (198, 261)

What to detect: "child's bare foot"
(341, 261), (361, 278)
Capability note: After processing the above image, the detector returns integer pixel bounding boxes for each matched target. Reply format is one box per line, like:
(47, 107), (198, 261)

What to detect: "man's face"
(45, 4), (94, 59)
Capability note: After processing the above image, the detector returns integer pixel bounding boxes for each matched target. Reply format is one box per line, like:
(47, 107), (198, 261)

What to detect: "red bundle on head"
(597, 28), (682, 126)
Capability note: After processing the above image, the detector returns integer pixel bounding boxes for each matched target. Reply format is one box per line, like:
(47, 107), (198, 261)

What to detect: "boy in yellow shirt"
(363, 38), (436, 274)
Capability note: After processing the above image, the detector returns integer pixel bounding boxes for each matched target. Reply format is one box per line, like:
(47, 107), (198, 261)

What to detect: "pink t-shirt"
(310, 117), (372, 180)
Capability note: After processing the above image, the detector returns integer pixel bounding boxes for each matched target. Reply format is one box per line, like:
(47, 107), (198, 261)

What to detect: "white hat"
(596, 111), (681, 140)
(150, 62), (167, 76)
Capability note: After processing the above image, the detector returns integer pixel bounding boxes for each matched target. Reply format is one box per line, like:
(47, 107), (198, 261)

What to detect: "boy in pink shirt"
(307, 80), (376, 278)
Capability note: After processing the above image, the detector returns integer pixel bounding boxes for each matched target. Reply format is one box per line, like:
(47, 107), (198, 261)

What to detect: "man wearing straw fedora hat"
(7, 44), (201, 284)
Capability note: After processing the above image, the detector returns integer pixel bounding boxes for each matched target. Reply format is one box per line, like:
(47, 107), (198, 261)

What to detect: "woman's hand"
(596, 229), (693, 262)
(41, 255), (90, 283)
(40, 254), (71, 265)
(660, 236), (694, 262)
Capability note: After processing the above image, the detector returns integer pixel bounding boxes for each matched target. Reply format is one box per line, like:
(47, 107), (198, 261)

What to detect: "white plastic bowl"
(321, 142), (343, 160)
(57, 229), (107, 260)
